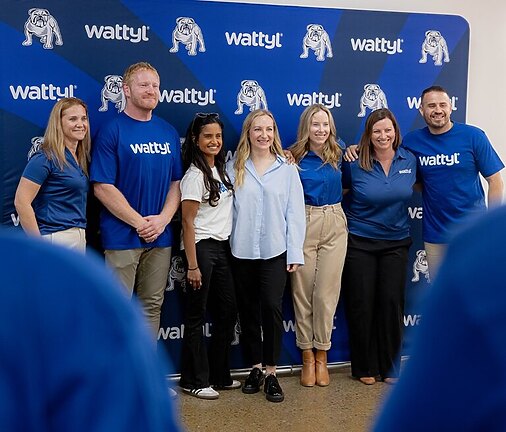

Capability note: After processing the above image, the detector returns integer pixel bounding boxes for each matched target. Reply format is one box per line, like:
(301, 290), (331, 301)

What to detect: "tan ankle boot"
(315, 350), (330, 386)
(300, 349), (316, 387)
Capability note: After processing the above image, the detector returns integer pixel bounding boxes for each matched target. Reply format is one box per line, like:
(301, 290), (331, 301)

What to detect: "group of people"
(14, 60), (504, 405)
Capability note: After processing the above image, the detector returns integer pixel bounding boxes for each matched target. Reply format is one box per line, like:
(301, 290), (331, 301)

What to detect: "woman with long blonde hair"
(15, 97), (91, 251)
(227, 109), (305, 403)
(288, 104), (348, 387)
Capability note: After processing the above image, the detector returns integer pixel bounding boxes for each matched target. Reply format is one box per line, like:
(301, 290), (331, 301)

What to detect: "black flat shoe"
(242, 367), (264, 394)
(264, 374), (284, 403)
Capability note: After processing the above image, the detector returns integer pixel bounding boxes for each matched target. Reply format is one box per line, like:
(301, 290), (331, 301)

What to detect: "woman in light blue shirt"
(227, 109), (305, 403)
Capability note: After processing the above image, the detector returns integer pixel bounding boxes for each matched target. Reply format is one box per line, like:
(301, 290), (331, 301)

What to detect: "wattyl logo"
(130, 142), (172, 155)
(9, 84), (76, 100)
(287, 91), (342, 109)
(84, 24), (149, 43)
(350, 37), (403, 55)
(406, 96), (458, 111)
(158, 323), (213, 340)
(404, 314), (421, 326)
(11, 214), (20, 227)
(159, 88), (216, 106)
(225, 31), (283, 49)
(408, 207), (423, 219)
(399, 169), (412, 174)
(419, 153), (460, 167)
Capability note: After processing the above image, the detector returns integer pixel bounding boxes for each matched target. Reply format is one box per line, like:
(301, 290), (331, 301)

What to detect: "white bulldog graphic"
(300, 24), (333, 62)
(22, 8), (63, 49)
(234, 80), (268, 115)
(169, 17), (205, 56)
(99, 75), (126, 113)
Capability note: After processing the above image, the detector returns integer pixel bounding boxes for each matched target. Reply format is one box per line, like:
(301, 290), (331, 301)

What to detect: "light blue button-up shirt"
(226, 155), (306, 265)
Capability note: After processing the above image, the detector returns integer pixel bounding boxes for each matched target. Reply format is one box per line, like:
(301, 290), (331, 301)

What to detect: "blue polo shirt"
(298, 142), (345, 206)
(21, 149), (88, 235)
(342, 147), (416, 240)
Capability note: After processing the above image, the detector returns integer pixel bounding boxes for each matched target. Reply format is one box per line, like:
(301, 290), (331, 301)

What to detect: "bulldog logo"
(300, 24), (333, 62)
(234, 80), (268, 115)
(358, 84), (388, 117)
(419, 30), (450, 66)
(22, 8), (63, 49)
(411, 249), (430, 283)
(27, 136), (44, 160)
(169, 17), (205, 56)
(166, 255), (187, 292)
(98, 75), (126, 113)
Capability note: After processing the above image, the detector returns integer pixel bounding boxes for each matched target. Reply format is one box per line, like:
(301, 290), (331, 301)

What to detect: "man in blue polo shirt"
(91, 62), (183, 336)
(403, 85), (503, 278)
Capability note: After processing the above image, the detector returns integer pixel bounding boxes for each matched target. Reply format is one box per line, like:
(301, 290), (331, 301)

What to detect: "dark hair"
(358, 108), (401, 171)
(420, 85), (450, 103)
(181, 113), (233, 206)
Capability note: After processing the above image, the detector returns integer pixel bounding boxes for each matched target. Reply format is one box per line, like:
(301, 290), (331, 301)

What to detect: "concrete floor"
(172, 364), (390, 432)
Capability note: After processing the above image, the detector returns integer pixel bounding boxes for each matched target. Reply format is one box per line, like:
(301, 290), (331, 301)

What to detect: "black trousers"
(233, 253), (287, 367)
(180, 239), (237, 389)
(342, 234), (412, 379)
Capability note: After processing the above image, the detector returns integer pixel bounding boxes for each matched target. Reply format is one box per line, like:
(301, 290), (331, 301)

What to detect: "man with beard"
(402, 85), (503, 278)
(91, 62), (182, 337)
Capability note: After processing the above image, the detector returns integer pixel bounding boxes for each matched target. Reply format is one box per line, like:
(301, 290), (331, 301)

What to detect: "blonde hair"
(358, 108), (401, 171)
(289, 104), (342, 168)
(122, 61), (159, 87)
(234, 109), (284, 187)
(42, 97), (91, 175)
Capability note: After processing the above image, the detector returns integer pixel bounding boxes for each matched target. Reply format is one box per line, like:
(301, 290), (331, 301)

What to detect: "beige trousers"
(105, 247), (171, 336)
(291, 204), (348, 350)
(42, 227), (86, 253)
(424, 242), (448, 282)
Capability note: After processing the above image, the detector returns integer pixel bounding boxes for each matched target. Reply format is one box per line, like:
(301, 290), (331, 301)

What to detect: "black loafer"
(242, 367), (265, 394)
(264, 374), (284, 403)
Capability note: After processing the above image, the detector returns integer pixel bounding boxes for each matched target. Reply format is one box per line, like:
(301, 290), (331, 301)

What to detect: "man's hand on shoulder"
(343, 145), (359, 162)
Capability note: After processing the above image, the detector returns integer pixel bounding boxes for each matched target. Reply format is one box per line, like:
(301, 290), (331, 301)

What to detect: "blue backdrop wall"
(0, 0), (468, 370)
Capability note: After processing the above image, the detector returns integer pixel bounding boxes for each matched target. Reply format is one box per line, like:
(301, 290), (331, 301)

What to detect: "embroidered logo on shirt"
(398, 169), (412, 174)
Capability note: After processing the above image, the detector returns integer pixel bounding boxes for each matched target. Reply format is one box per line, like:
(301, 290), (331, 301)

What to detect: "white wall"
(211, 0), (506, 192)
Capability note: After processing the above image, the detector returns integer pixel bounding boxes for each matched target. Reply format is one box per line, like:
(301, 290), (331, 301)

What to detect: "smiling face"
(419, 90), (452, 134)
(370, 117), (395, 154)
(308, 109), (330, 153)
(61, 104), (88, 147)
(196, 123), (223, 165)
(123, 69), (160, 115)
(248, 114), (274, 154)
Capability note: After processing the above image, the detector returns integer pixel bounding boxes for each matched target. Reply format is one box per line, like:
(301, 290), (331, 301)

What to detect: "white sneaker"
(212, 380), (242, 390)
(182, 386), (219, 400)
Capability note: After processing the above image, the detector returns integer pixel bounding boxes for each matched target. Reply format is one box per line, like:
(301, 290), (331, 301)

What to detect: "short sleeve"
(90, 122), (118, 184)
(473, 128), (504, 178)
(21, 152), (52, 185)
(180, 166), (205, 203)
